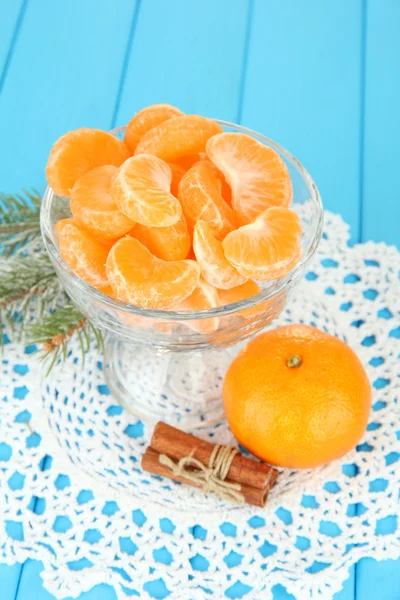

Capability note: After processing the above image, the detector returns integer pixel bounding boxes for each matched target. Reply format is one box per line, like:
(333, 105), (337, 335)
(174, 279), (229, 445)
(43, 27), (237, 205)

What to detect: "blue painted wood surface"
(0, 1), (399, 598)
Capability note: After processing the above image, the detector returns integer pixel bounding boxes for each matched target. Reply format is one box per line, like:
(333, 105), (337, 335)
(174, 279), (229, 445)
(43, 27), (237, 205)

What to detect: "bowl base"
(103, 337), (234, 430)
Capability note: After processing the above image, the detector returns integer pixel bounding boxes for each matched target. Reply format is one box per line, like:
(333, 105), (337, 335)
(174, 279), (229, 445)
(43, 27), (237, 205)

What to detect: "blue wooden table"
(0, 1), (399, 598)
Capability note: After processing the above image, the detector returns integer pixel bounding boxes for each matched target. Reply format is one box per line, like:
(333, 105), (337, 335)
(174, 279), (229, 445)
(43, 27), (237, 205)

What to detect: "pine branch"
(0, 188), (103, 369)
(0, 254), (66, 338)
(26, 303), (103, 373)
(0, 190), (42, 256)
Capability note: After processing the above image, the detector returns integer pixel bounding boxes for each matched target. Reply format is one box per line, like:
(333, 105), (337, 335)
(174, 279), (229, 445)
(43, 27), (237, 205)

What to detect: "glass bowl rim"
(41, 119), (323, 322)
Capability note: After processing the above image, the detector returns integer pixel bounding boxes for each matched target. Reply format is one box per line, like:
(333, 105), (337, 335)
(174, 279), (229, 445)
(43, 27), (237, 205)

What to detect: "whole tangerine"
(223, 324), (372, 469)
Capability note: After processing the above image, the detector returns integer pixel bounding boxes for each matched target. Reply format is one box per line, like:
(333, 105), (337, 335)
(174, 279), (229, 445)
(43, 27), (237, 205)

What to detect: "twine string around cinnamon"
(159, 444), (245, 504)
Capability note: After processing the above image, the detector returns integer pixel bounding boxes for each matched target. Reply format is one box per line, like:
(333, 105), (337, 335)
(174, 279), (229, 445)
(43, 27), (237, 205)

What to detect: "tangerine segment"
(177, 277), (219, 333)
(218, 280), (261, 317)
(124, 103), (183, 154)
(111, 154), (181, 227)
(130, 213), (190, 261)
(135, 115), (223, 162)
(200, 158), (232, 206)
(169, 163), (186, 197)
(223, 207), (302, 281)
(193, 220), (247, 290)
(70, 166), (134, 240)
(171, 154), (203, 171)
(178, 161), (236, 240)
(106, 237), (200, 309)
(56, 219), (109, 290)
(206, 132), (292, 224)
(219, 280), (285, 321)
(46, 128), (130, 196)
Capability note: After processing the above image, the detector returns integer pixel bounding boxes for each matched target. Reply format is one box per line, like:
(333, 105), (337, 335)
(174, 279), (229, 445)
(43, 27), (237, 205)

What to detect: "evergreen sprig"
(0, 190), (42, 256)
(26, 303), (104, 374)
(0, 190), (103, 368)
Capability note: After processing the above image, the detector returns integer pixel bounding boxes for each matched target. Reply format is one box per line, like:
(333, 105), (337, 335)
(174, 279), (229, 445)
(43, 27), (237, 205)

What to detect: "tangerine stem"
(287, 355), (302, 368)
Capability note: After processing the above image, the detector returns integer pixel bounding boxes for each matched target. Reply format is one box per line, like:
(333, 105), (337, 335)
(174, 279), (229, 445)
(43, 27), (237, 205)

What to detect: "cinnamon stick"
(150, 422), (277, 490)
(142, 446), (273, 508)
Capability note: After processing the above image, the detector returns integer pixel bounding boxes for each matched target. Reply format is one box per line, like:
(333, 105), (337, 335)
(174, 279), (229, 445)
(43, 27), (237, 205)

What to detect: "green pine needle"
(26, 303), (103, 373)
(0, 188), (103, 369)
(0, 190), (42, 256)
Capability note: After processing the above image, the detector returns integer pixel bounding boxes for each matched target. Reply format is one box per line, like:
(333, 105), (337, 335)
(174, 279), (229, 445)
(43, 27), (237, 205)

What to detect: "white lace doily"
(1, 211), (399, 600)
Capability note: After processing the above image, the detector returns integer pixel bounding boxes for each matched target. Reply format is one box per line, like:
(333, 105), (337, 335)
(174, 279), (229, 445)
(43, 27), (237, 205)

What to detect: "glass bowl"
(41, 121), (323, 429)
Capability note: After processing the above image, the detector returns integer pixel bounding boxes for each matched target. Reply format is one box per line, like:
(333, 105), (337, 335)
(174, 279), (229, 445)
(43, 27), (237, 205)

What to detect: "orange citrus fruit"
(223, 324), (372, 469)
(130, 214), (190, 262)
(124, 103), (182, 154)
(106, 237), (200, 309)
(178, 160), (236, 239)
(177, 277), (219, 333)
(206, 132), (292, 224)
(56, 219), (110, 290)
(135, 115), (223, 162)
(46, 128), (129, 196)
(218, 280), (263, 319)
(193, 220), (247, 289)
(198, 158), (232, 206)
(70, 165), (134, 240)
(169, 163), (186, 197)
(222, 207), (302, 281)
(171, 154), (203, 171)
(111, 154), (182, 227)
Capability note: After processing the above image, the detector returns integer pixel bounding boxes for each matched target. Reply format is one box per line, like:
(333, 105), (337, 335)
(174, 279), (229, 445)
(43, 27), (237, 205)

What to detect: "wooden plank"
(0, 0), (25, 85)
(356, 558), (400, 600)
(362, 0), (400, 245)
(0, 9), (27, 599)
(240, 0), (364, 242)
(0, 0), (137, 193)
(356, 0), (400, 593)
(115, 0), (251, 125)
(0, 1), (135, 599)
(0, 564), (22, 600)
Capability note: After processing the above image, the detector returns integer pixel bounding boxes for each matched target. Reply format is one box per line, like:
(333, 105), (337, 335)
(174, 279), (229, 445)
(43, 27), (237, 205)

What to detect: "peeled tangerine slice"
(46, 128), (129, 196)
(206, 132), (292, 225)
(169, 163), (186, 197)
(106, 237), (200, 309)
(223, 206), (302, 281)
(219, 280), (285, 321)
(111, 154), (182, 227)
(124, 103), (183, 154)
(130, 213), (190, 262)
(193, 220), (247, 290)
(134, 115), (223, 162)
(178, 160), (236, 240)
(56, 219), (110, 290)
(70, 166), (134, 240)
(177, 277), (220, 333)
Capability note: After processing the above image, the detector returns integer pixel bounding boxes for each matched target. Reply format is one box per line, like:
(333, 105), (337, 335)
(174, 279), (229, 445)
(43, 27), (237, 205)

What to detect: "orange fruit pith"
(223, 324), (372, 469)
(124, 103), (183, 154)
(193, 220), (247, 290)
(130, 213), (190, 262)
(176, 277), (219, 333)
(56, 219), (109, 290)
(178, 160), (236, 240)
(169, 163), (186, 197)
(206, 132), (292, 225)
(134, 115), (223, 162)
(222, 206), (302, 281)
(111, 154), (182, 227)
(106, 237), (200, 309)
(70, 165), (134, 240)
(46, 128), (129, 196)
